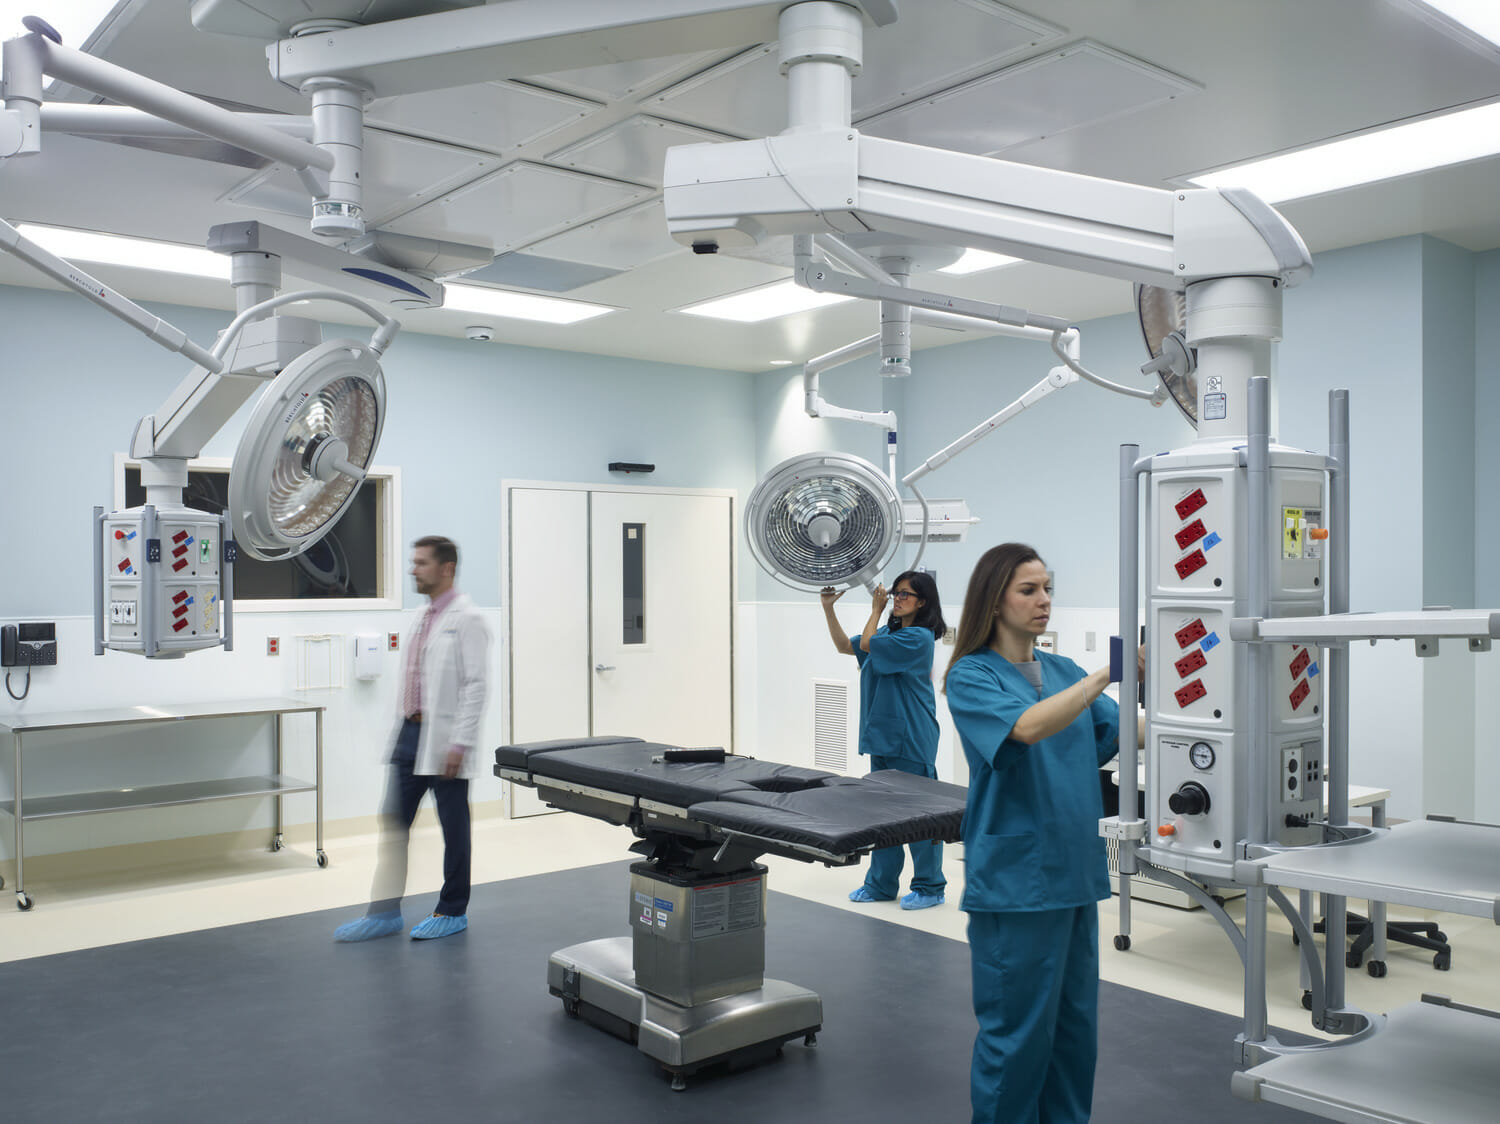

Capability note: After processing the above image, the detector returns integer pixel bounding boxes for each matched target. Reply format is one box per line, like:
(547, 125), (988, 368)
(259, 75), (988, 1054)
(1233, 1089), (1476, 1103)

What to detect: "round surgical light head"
(745, 452), (903, 592)
(1136, 283), (1197, 428)
(229, 338), (386, 560)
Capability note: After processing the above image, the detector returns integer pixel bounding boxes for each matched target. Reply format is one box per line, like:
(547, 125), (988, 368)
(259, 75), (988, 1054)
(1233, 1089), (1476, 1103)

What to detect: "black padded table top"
(495, 738), (838, 808)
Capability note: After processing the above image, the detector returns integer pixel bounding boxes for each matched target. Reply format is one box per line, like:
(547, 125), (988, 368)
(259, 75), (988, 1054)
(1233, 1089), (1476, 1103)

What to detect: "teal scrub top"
(947, 647), (1120, 912)
(851, 624), (939, 766)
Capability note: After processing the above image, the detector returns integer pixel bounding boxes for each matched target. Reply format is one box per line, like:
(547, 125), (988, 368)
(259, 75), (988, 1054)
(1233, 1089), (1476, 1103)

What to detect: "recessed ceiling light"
(6, 1), (122, 50)
(937, 249), (1023, 275)
(16, 222), (229, 278)
(1188, 100), (1500, 204)
(768, 359), (796, 366)
(443, 282), (614, 325)
(677, 278), (854, 323)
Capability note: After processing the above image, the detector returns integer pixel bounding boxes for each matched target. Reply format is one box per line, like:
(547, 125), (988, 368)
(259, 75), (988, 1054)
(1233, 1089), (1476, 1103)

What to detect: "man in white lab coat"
(335, 535), (490, 942)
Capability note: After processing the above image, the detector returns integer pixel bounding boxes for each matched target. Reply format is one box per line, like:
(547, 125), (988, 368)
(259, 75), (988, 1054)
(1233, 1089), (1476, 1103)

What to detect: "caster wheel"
(1434, 952), (1451, 971)
(562, 998), (580, 1018)
(316, 851), (328, 869)
(1212, 895), (1227, 907)
(1301, 991), (1313, 1011)
(1346, 950), (1363, 969)
(17, 893), (33, 911)
(1367, 960), (1387, 978)
(1114, 934), (1130, 951)
(270, 837), (283, 853)
(1434, 931), (1448, 944)
(670, 1075), (687, 1092)
(804, 1033), (818, 1048)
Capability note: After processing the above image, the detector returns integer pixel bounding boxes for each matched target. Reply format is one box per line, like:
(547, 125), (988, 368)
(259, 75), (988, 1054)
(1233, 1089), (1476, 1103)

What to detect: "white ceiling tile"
(546, 115), (742, 187)
(384, 161), (653, 254)
(365, 81), (601, 155)
(526, 48), (748, 102)
(221, 127), (498, 225)
(529, 199), (684, 271)
(647, 45), (785, 137)
(858, 41), (1201, 157)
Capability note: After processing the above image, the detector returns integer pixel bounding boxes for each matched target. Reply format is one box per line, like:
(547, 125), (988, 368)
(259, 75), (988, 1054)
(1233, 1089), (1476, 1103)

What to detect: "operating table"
(493, 736), (967, 1089)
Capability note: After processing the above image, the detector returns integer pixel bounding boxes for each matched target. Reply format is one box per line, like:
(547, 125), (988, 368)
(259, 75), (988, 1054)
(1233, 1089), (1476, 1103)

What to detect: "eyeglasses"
(891, 591), (920, 601)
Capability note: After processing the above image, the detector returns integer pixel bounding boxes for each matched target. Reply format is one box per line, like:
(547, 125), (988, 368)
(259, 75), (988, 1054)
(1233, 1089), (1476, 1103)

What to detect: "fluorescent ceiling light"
(768, 359), (796, 366)
(17, 223), (229, 278)
(3, 0), (121, 50)
(678, 278), (853, 323)
(938, 249), (1023, 275)
(444, 282), (614, 325)
(1188, 101), (1500, 204)
(1409, 1), (1500, 49)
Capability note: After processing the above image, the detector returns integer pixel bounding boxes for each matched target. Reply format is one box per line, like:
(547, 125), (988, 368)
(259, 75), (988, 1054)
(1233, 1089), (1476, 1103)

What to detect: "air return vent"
(812, 678), (851, 772)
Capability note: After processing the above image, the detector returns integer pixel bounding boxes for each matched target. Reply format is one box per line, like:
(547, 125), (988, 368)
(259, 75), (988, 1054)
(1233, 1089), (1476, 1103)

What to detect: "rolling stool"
(1314, 911), (1451, 976)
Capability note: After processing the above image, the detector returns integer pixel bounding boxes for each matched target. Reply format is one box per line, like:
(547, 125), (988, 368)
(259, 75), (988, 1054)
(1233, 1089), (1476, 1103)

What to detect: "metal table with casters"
(0, 697), (325, 909)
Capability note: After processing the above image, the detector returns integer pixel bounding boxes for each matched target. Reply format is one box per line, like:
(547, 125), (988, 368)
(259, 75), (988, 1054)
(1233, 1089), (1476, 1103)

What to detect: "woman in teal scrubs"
(944, 543), (1133, 1124)
(821, 569), (947, 910)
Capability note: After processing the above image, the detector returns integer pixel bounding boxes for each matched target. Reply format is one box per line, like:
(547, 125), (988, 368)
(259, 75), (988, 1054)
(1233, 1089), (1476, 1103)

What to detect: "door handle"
(594, 664), (615, 672)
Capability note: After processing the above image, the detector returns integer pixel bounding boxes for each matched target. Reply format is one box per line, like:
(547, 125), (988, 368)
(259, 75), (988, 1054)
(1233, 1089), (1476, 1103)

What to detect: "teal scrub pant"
(860, 755), (946, 898)
(967, 905), (1099, 1124)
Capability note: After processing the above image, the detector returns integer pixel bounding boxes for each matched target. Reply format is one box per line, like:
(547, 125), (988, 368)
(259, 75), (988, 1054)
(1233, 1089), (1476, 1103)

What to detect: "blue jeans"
(860, 754), (945, 898)
(369, 719), (472, 916)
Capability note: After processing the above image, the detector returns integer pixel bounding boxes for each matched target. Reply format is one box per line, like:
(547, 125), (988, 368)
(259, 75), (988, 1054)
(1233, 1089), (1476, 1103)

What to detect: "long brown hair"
(943, 543), (1043, 692)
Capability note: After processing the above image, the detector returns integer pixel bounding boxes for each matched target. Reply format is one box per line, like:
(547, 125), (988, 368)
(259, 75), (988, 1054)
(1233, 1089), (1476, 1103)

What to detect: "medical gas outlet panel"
(102, 505), (224, 657)
(1145, 446), (1327, 876)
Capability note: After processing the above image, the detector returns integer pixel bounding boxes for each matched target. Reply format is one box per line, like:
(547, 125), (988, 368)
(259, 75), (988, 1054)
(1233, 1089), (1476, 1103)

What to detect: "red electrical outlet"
(1175, 679), (1208, 707)
(1289, 680), (1311, 709)
(1174, 550), (1208, 580)
(1175, 649), (1208, 678)
(388, 633), (400, 651)
(1289, 648), (1311, 680)
(1175, 618), (1208, 648)
(267, 637), (280, 656)
(1175, 488), (1208, 520)
(1175, 519), (1208, 550)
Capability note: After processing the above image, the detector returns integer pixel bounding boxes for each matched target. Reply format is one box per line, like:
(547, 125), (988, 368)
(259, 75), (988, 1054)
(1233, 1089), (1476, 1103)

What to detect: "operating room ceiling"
(1, 0), (1498, 372)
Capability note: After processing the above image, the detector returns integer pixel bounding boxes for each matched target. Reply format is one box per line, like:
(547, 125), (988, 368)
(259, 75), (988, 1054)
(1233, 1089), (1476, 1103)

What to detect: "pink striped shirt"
(403, 587), (458, 719)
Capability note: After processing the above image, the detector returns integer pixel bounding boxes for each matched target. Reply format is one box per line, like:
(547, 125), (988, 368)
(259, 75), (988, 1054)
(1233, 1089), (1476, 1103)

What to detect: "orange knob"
(1309, 528), (1329, 541)
(1157, 823), (1176, 837)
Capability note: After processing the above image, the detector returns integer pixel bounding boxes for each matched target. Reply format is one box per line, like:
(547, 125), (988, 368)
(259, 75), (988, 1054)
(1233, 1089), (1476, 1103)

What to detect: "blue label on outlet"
(1202, 532), (1222, 550)
(1201, 632), (1221, 653)
(1307, 662), (1319, 677)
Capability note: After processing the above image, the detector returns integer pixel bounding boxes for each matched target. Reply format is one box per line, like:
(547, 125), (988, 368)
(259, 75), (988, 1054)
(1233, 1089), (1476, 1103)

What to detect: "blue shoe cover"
(848, 886), (893, 903)
(410, 913), (468, 940)
(334, 911), (402, 942)
(900, 890), (945, 911)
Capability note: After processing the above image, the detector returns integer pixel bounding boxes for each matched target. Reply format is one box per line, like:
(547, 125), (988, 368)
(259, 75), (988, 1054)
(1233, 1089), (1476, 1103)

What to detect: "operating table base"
(548, 937), (822, 1090)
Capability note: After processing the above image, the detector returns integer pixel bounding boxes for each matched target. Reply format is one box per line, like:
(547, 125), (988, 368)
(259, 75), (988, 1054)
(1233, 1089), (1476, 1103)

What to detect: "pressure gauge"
(1189, 741), (1216, 770)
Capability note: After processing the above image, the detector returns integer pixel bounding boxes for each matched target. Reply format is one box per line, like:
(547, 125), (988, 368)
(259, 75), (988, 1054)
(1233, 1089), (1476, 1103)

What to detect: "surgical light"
(745, 452), (903, 593)
(1188, 100), (1500, 203)
(443, 282), (614, 325)
(16, 223), (229, 279)
(678, 278), (854, 323)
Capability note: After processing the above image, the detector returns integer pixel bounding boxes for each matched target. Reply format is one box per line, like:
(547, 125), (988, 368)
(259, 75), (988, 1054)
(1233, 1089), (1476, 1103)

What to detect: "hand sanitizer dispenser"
(354, 633), (383, 680)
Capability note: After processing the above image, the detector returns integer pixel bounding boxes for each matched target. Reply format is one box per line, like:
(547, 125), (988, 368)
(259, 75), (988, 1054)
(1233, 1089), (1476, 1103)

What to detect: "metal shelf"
(0, 775), (317, 821)
(1251, 609), (1500, 645)
(1254, 820), (1500, 922)
(1236, 999), (1500, 1123)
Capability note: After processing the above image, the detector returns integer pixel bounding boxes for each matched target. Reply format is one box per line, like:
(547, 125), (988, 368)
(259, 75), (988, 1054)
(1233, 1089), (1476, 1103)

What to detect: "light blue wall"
(0, 283), (761, 615)
(1475, 249), (1500, 607)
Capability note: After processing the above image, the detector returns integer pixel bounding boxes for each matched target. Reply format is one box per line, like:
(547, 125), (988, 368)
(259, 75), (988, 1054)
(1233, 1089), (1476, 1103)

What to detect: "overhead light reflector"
(16, 223), (229, 279)
(443, 283), (614, 325)
(678, 279), (854, 323)
(1188, 101), (1500, 203)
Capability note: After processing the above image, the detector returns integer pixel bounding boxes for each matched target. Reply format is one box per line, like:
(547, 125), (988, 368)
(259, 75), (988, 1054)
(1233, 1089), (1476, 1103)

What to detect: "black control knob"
(1168, 782), (1212, 817)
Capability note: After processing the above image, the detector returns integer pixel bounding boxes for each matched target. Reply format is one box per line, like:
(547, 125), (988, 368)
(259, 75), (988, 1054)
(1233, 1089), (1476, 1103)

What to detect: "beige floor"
(3, 809), (1497, 1045)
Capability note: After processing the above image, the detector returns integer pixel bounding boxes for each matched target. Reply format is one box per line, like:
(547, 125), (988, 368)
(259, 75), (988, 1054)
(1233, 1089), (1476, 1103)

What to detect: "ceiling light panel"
(547, 115), (743, 188)
(677, 278), (853, 323)
(443, 283), (614, 324)
(365, 81), (600, 156)
(223, 127), (499, 225)
(387, 162), (652, 255)
(648, 0), (1063, 136)
(15, 223), (229, 278)
(1188, 100), (1500, 204)
(528, 200), (683, 272)
(523, 47), (749, 102)
(859, 41), (1200, 156)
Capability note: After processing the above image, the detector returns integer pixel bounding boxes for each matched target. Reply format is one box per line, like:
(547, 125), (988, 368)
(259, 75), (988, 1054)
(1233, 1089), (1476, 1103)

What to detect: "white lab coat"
(393, 592), (490, 778)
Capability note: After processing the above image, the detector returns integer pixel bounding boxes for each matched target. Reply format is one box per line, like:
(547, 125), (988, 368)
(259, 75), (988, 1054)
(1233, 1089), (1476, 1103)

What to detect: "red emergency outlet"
(1175, 618), (1209, 648)
(388, 633), (400, 651)
(1175, 679), (1208, 708)
(1175, 649), (1208, 678)
(1174, 518), (1208, 550)
(1174, 550), (1208, 580)
(1175, 488), (1208, 520)
(267, 637), (280, 656)
(1290, 680), (1311, 710)
(1289, 648), (1311, 680)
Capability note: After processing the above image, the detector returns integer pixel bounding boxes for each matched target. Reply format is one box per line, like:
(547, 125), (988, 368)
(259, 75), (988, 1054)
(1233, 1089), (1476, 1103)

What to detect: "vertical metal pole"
(315, 708), (324, 860)
(1324, 388), (1352, 1013)
(273, 713), (283, 850)
(14, 732), (23, 903)
(1117, 445), (1142, 939)
(141, 504), (159, 659)
(1242, 376), (1272, 1045)
(93, 507), (106, 655)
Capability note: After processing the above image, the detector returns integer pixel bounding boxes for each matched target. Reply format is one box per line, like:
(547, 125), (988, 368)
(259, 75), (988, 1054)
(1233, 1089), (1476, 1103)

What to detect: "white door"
(505, 484), (734, 814)
(589, 490), (733, 749)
